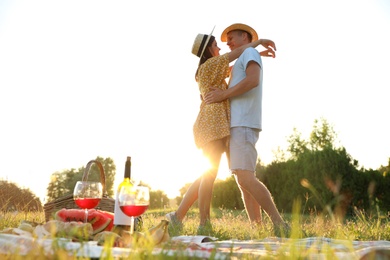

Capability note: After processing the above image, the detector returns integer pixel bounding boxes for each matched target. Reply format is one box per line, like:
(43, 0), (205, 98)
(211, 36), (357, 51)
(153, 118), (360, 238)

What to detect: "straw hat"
(192, 26), (215, 60)
(220, 23), (258, 42)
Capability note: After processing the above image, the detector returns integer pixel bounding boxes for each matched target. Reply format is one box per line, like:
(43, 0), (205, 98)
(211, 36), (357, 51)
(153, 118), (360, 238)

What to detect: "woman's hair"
(195, 35), (215, 80)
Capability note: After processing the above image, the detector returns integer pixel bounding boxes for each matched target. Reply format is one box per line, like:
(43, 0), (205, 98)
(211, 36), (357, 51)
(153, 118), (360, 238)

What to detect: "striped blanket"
(161, 236), (390, 259)
(1, 234), (390, 259)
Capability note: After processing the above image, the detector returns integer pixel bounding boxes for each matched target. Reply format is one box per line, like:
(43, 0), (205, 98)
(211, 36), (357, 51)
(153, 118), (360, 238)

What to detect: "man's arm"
(204, 61), (260, 103)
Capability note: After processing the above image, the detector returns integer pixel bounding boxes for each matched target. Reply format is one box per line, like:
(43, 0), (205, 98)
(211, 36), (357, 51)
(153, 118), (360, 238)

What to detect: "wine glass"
(73, 181), (103, 223)
(118, 184), (149, 234)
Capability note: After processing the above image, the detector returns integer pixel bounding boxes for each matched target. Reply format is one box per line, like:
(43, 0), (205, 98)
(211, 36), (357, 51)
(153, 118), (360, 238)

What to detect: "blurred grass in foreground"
(1, 201), (390, 259)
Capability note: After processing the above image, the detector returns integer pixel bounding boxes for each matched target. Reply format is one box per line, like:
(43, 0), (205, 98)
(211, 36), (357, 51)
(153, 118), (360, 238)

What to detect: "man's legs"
(235, 169), (284, 225)
(230, 127), (280, 225)
(236, 179), (263, 225)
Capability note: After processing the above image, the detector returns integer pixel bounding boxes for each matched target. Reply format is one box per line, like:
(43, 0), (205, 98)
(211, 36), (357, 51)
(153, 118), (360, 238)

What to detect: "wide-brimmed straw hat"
(192, 26), (215, 60)
(220, 23), (258, 42)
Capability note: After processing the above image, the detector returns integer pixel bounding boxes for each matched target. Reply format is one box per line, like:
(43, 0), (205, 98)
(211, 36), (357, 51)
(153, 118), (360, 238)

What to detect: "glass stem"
(85, 208), (88, 223)
(130, 216), (135, 235)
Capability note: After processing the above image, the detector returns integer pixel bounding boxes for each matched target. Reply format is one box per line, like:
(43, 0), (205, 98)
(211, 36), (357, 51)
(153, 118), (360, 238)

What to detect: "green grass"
(146, 206), (390, 241)
(1, 207), (389, 259)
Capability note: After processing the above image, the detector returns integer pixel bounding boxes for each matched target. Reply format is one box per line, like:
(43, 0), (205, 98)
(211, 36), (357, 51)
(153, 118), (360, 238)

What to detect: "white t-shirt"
(229, 47), (263, 130)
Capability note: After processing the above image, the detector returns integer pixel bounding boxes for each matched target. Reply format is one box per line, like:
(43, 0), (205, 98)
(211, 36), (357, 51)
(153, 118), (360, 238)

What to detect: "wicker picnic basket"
(43, 159), (115, 222)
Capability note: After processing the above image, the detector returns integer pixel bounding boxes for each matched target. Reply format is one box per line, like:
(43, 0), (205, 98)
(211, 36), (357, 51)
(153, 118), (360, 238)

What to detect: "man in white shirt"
(204, 23), (288, 233)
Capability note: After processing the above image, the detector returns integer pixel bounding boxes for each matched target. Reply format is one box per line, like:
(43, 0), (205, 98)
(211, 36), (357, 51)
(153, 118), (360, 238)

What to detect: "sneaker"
(165, 212), (183, 229)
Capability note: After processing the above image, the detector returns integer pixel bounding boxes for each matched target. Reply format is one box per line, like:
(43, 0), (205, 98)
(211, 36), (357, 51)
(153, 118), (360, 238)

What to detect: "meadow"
(1, 205), (389, 259)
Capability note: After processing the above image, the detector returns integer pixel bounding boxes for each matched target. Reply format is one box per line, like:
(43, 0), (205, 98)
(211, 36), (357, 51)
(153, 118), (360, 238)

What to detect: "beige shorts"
(230, 126), (259, 172)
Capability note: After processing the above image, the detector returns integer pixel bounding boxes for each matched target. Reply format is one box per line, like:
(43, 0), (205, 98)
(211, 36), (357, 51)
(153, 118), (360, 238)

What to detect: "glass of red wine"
(73, 181), (103, 223)
(118, 184), (149, 234)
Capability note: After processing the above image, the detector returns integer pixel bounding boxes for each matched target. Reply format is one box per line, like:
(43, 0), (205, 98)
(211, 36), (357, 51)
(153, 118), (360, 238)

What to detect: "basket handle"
(81, 160), (107, 196)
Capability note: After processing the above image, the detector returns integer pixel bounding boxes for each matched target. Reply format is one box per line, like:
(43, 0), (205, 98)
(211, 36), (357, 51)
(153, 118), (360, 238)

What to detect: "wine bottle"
(113, 156), (133, 232)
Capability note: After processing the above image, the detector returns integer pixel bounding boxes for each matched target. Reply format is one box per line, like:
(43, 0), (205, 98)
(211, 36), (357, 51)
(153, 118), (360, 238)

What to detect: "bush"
(0, 181), (42, 211)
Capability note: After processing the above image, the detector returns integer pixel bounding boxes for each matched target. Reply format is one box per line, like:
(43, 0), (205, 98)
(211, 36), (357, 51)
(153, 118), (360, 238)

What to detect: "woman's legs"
(174, 177), (201, 221)
(168, 138), (228, 225)
(198, 138), (227, 226)
(198, 169), (218, 226)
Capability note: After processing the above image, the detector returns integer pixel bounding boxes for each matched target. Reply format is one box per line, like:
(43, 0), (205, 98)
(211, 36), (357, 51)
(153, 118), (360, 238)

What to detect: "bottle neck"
(124, 157), (131, 179)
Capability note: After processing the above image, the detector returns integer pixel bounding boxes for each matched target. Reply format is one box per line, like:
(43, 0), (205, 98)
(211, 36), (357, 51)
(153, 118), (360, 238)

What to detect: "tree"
(287, 128), (308, 160)
(149, 190), (170, 209)
(213, 177), (244, 210)
(46, 157), (116, 202)
(309, 117), (337, 150)
(263, 118), (390, 216)
(175, 182), (198, 208)
(378, 158), (390, 177)
(0, 181), (42, 211)
(46, 169), (78, 201)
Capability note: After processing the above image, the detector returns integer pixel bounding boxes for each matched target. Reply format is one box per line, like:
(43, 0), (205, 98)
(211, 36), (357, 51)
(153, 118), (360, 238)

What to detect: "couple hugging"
(167, 23), (289, 236)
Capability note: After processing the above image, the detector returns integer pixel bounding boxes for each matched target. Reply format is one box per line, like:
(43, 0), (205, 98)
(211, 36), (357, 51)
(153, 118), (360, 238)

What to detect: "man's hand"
(204, 87), (226, 104)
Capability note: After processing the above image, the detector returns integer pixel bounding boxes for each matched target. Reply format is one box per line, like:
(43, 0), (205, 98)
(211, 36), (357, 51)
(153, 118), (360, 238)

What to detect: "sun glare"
(188, 150), (232, 183)
(151, 149), (231, 199)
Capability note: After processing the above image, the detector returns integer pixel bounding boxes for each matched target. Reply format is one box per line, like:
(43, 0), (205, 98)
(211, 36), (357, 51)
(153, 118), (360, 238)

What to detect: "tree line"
(2, 118), (389, 218)
(45, 157), (170, 210)
(0, 181), (42, 211)
(200, 118), (390, 218)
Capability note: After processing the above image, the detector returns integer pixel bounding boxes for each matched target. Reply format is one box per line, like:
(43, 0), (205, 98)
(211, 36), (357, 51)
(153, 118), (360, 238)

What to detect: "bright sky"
(1, 0), (389, 203)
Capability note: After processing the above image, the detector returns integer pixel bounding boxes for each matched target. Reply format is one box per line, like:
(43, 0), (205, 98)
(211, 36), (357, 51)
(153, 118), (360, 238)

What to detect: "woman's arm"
(227, 39), (276, 62)
(259, 48), (276, 58)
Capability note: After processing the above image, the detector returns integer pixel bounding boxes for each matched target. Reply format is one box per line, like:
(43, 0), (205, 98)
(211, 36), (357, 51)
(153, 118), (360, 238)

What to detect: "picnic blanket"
(1, 233), (390, 259)
(164, 236), (390, 259)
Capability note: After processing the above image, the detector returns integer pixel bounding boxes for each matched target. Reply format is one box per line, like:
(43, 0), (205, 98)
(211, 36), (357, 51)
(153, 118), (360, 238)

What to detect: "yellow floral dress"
(193, 53), (230, 149)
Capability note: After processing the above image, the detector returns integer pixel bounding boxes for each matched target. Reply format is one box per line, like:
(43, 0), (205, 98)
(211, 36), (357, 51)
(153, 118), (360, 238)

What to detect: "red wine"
(75, 198), (101, 209)
(120, 204), (148, 217)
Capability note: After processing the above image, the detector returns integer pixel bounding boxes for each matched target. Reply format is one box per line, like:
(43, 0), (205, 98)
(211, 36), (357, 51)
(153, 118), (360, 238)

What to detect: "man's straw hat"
(192, 26), (215, 60)
(221, 23), (258, 42)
